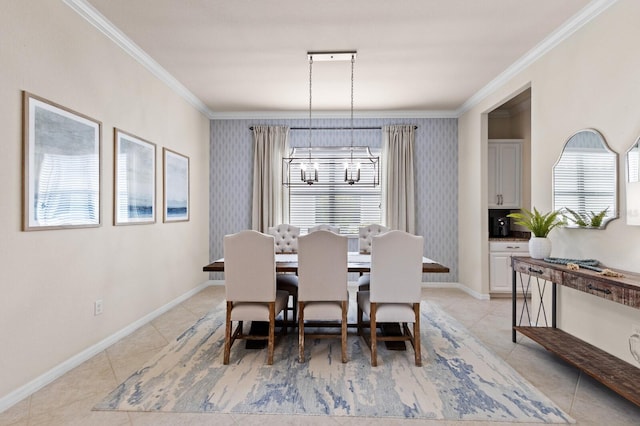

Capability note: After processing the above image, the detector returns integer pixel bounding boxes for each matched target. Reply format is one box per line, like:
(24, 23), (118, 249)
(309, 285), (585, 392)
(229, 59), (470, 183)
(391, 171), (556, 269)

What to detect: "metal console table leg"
(513, 266), (555, 342)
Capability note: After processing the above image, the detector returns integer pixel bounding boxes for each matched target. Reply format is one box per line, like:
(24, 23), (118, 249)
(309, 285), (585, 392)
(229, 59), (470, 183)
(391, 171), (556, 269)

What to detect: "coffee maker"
(491, 216), (511, 237)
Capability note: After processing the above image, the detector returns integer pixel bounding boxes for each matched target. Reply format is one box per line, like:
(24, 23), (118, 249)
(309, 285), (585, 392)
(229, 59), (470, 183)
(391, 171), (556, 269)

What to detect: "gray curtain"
(251, 125), (289, 232)
(382, 125), (416, 233)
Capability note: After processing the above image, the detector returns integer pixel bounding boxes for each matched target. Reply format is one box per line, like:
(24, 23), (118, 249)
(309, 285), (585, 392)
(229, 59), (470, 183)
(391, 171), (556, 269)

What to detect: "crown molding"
(210, 109), (458, 120)
(65, 0), (617, 121)
(457, 0), (619, 117)
(62, 0), (215, 119)
(63, 0), (454, 121)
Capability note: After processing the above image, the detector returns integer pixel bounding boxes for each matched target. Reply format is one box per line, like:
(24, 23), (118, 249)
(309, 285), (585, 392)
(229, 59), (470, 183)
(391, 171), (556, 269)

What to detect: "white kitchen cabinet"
(489, 240), (528, 293)
(488, 140), (522, 208)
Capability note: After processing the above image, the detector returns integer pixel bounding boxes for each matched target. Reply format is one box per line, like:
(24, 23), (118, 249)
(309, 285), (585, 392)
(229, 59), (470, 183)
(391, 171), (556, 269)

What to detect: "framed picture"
(114, 129), (156, 225)
(163, 148), (189, 222)
(23, 92), (101, 231)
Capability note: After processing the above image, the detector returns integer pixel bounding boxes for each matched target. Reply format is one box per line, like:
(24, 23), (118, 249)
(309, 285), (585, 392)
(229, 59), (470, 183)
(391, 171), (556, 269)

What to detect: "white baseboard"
(0, 280), (215, 414)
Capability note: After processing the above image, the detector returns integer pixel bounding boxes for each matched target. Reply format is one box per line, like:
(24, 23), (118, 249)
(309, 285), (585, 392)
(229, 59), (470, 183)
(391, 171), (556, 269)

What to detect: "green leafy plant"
(588, 207), (609, 228)
(563, 207), (609, 228)
(507, 207), (565, 237)
(563, 207), (589, 227)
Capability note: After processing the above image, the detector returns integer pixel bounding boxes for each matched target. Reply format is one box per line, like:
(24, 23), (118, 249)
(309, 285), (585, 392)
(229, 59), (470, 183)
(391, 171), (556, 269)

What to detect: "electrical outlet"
(632, 323), (640, 336)
(94, 299), (103, 316)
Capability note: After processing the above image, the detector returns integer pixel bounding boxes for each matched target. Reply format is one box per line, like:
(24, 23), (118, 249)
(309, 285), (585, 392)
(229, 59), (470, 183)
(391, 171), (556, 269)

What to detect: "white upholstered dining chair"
(297, 230), (349, 363)
(358, 224), (389, 254)
(268, 224), (300, 253)
(268, 224), (300, 328)
(308, 224), (340, 234)
(357, 224), (389, 291)
(357, 230), (424, 367)
(223, 230), (289, 365)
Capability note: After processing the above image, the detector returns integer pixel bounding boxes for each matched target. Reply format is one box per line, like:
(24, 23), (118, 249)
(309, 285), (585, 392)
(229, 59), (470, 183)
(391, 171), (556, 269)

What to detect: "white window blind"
(553, 148), (616, 215)
(287, 147), (381, 235)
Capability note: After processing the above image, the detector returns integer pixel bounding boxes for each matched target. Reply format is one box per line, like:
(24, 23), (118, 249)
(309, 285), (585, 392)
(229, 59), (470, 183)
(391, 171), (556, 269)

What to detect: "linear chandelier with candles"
(282, 51), (380, 187)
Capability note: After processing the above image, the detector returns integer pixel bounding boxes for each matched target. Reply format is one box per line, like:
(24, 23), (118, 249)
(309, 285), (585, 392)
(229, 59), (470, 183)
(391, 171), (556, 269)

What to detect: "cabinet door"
(498, 143), (521, 208)
(487, 141), (522, 208)
(489, 252), (513, 292)
(488, 144), (499, 207)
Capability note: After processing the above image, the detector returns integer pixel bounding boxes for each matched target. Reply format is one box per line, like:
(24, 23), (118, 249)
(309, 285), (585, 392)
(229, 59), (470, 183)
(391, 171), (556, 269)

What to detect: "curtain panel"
(251, 125), (290, 232)
(382, 125), (416, 233)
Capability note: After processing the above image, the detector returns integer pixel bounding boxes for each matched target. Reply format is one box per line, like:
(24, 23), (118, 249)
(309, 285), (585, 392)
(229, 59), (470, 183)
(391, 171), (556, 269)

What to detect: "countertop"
(488, 231), (530, 242)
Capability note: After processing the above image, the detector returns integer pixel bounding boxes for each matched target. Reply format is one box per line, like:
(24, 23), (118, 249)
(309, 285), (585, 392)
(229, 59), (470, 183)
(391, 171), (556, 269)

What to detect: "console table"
(511, 256), (640, 406)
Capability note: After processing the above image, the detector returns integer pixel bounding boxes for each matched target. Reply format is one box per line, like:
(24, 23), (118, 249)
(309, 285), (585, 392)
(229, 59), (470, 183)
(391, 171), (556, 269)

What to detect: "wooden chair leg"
(370, 303), (378, 367)
(357, 305), (363, 336)
(341, 300), (348, 363)
(224, 301), (233, 365)
(298, 301), (305, 362)
(267, 302), (275, 365)
(413, 303), (422, 366)
(291, 293), (298, 333)
(283, 298), (288, 336)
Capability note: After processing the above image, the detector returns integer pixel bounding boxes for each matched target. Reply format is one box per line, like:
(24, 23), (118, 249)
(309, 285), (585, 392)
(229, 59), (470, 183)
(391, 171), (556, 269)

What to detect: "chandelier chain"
(308, 56), (313, 152)
(350, 54), (354, 149)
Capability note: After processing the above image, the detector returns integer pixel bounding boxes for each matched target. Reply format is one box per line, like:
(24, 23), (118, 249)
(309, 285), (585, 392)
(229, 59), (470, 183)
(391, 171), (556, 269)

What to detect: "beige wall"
(459, 0), (640, 364)
(0, 0), (210, 400)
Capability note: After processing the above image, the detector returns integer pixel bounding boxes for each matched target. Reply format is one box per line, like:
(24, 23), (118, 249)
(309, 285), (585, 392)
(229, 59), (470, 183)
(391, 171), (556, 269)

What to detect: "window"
(286, 147), (381, 234)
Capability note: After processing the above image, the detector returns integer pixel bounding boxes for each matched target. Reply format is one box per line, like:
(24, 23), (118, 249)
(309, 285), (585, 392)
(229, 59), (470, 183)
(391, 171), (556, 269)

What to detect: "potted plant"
(507, 207), (565, 259)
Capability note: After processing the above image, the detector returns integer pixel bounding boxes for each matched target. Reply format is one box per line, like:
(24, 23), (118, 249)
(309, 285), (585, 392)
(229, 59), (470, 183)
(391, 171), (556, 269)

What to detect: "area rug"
(95, 300), (573, 423)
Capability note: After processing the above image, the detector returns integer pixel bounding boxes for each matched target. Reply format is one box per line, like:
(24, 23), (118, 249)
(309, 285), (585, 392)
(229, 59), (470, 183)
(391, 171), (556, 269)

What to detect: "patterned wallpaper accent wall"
(210, 117), (458, 282)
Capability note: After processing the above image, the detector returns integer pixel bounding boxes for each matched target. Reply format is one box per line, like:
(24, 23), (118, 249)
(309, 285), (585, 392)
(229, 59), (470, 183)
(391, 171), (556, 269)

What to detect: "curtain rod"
(249, 126), (418, 131)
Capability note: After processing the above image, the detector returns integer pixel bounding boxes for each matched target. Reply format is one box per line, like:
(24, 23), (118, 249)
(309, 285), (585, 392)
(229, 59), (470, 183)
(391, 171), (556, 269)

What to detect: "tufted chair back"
(358, 224), (389, 254)
(268, 224), (300, 253)
(308, 224), (340, 234)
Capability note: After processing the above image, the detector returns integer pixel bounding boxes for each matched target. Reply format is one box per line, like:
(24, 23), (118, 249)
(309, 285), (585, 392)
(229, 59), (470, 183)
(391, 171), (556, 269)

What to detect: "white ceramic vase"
(529, 237), (551, 259)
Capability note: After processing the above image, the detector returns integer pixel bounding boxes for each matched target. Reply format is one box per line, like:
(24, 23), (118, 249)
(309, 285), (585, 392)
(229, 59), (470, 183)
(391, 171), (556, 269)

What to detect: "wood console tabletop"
(511, 256), (640, 407)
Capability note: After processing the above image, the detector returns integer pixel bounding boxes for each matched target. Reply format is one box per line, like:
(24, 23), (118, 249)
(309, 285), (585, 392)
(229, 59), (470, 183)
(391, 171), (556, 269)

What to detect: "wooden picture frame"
(163, 148), (189, 222)
(114, 129), (156, 225)
(22, 92), (101, 230)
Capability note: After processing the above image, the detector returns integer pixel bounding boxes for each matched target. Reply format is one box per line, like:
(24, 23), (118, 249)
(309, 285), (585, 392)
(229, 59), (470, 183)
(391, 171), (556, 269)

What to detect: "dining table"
(204, 252), (449, 350)
(202, 252), (450, 274)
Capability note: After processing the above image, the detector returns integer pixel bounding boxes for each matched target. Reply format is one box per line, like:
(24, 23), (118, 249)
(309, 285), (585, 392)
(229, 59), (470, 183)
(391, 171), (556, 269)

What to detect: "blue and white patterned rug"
(95, 300), (573, 423)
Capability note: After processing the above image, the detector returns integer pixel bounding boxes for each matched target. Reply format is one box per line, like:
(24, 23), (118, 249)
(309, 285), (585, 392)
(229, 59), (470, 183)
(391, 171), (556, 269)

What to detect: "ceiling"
(75, 0), (604, 118)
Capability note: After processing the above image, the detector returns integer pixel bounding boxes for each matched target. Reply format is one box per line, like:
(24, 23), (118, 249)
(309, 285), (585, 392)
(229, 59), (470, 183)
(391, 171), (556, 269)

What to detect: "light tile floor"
(1, 286), (639, 425)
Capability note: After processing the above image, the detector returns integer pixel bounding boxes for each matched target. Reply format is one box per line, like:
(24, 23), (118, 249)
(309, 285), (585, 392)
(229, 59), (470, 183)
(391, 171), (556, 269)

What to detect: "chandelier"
(282, 51), (380, 187)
